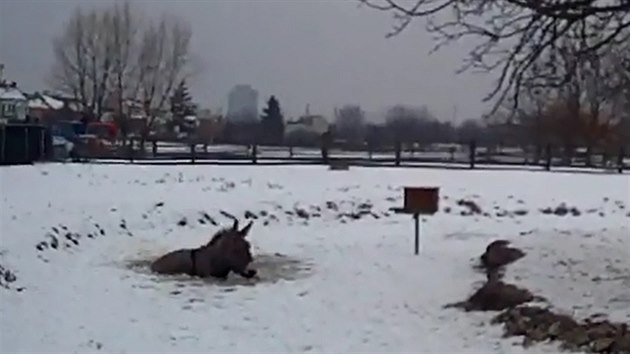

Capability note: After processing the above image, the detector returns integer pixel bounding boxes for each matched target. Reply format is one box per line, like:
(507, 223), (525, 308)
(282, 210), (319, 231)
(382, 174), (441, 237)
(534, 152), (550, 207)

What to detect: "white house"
(285, 114), (329, 136)
(0, 83), (28, 122)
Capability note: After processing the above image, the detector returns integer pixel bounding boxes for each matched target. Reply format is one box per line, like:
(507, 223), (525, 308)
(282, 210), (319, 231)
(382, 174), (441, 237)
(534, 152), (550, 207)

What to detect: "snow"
(0, 87), (26, 101)
(28, 94), (64, 110)
(0, 164), (628, 353)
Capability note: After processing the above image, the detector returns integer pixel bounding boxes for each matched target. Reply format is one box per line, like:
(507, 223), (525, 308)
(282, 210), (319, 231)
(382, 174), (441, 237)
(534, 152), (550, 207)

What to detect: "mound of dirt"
(447, 238), (630, 354)
(540, 203), (581, 216)
(457, 280), (535, 312)
(0, 264), (23, 292)
(479, 239), (526, 276)
(457, 199), (483, 215)
(445, 240), (532, 312)
(493, 306), (630, 353)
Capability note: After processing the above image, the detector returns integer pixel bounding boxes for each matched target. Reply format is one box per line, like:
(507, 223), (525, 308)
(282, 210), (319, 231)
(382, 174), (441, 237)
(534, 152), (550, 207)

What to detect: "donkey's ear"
(231, 219), (239, 231)
(239, 221), (253, 237)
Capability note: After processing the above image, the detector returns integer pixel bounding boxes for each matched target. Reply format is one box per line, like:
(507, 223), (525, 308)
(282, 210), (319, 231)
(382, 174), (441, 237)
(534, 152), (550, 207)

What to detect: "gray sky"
(0, 0), (493, 123)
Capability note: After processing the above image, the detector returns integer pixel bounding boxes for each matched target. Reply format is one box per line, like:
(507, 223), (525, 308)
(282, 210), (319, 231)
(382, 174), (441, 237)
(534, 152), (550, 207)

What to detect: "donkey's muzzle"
(241, 269), (257, 279)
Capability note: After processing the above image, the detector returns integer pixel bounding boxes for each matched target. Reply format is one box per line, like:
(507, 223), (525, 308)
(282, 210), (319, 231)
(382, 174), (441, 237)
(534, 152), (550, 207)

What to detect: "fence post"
(469, 140), (476, 169)
(545, 143), (552, 171)
(23, 126), (30, 162)
(152, 141), (157, 157)
(289, 145), (293, 158)
(368, 143), (373, 160)
(618, 145), (625, 174)
(128, 138), (135, 163)
(252, 144), (258, 164)
(0, 125), (5, 163)
(321, 132), (330, 164)
(37, 128), (45, 160)
(395, 140), (401, 166)
(190, 143), (196, 164)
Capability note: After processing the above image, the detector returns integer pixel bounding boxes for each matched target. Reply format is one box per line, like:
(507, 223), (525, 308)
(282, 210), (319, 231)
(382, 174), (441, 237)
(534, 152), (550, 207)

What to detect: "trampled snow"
(0, 163), (628, 353)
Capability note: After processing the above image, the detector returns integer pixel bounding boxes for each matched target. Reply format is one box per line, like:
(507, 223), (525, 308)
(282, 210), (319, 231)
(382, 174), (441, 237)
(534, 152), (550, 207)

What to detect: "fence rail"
(74, 140), (627, 174)
(0, 126), (624, 173)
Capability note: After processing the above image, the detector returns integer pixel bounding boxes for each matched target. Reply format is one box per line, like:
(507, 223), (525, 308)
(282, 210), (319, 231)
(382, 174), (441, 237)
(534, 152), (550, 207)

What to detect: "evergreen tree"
(170, 80), (196, 120)
(169, 80), (197, 133)
(260, 95), (284, 144)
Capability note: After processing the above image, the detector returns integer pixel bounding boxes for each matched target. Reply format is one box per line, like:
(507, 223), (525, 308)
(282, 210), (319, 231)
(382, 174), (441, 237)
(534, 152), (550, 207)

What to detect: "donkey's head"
(211, 219), (255, 276)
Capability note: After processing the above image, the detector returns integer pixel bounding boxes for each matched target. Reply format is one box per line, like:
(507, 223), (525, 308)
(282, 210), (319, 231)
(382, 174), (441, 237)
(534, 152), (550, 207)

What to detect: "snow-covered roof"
(0, 86), (26, 101)
(42, 94), (64, 109)
(28, 97), (48, 109)
(29, 94), (64, 110)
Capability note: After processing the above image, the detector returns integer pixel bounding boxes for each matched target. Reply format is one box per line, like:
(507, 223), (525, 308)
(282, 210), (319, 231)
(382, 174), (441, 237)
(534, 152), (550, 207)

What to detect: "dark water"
(124, 253), (314, 287)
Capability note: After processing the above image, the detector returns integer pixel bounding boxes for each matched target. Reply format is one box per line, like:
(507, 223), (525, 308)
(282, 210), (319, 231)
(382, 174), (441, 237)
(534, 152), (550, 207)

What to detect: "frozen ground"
(0, 163), (628, 353)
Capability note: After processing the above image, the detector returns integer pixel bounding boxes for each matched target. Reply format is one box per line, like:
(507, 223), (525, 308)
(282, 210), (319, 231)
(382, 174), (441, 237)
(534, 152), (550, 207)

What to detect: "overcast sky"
(0, 0), (494, 123)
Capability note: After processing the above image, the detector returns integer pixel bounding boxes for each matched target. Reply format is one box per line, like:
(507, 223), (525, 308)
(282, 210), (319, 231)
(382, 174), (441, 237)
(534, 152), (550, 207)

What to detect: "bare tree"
(50, 2), (192, 148)
(335, 105), (367, 145)
(50, 7), (92, 116)
(360, 0), (630, 114)
(107, 2), (141, 143)
(51, 5), (120, 120)
(385, 104), (435, 144)
(134, 14), (192, 146)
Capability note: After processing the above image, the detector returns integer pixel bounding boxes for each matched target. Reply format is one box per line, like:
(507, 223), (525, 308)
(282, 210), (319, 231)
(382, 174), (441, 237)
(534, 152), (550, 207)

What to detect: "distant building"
(0, 82), (28, 123)
(227, 84), (258, 122)
(285, 114), (329, 136)
(27, 92), (65, 123)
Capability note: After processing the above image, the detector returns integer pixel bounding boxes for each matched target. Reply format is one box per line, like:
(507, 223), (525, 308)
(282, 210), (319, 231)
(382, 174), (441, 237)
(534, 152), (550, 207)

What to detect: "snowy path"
(1, 164), (628, 353)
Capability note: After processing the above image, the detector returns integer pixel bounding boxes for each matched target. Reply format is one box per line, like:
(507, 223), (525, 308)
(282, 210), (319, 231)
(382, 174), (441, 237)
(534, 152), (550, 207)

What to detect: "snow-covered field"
(1, 163), (628, 353)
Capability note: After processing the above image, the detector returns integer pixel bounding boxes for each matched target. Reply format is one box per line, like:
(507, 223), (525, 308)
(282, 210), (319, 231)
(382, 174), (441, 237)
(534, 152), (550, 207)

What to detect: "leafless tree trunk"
(107, 2), (140, 146)
(50, 2), (192, 150)
(50, 7), (90, 113)
(135, 14), (192, 150)
(51, 6), (116, 120)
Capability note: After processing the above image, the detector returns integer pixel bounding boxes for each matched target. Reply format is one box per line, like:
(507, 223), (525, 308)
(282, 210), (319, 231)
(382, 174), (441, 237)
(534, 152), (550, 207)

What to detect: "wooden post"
(0, 125), (5, 163)
(40, 128), (46, 161)
(469, 140), (476, 169)
(414, 213), (420, 255)
(545, 143), (552, 171)
(618, 145), (625, 174)
(252, 144), (258, 164)
(24, 126), (30, 162)
(203, 144), (208, 153)
(395, 187), (439, 255)
(289, 145), (293, 158)
(128, 138), (135, 163)
(395, 140), (401, 166)
(190, 143), (196, 164)
(152, 141), (157, 157)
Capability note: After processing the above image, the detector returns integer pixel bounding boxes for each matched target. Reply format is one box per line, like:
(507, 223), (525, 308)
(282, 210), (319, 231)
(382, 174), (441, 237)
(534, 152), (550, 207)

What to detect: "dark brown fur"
(150, 220), (256, 279)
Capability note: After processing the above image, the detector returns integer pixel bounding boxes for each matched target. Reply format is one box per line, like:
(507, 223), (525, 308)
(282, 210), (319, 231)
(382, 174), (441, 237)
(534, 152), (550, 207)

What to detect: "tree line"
(50, 1), (192, 145)
(362, 0), (630, 163)
(49, 0), (629, 163)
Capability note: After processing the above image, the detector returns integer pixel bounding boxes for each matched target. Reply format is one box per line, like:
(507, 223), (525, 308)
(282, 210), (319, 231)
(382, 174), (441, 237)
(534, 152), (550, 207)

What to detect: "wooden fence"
(0, 124), (52, 165)
(76, 139), (627, 174)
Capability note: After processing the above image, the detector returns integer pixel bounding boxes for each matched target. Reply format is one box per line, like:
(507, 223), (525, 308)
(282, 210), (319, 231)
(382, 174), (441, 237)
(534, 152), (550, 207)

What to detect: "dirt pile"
(493, 306), (630, 353)
(448, 240), (532, 311)
(0, 263), (24, 292)
(447, 239), (630, 354)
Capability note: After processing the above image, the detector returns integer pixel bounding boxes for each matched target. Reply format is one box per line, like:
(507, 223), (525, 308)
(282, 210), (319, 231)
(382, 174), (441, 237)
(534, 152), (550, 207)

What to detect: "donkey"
(150, 220), (257, 279)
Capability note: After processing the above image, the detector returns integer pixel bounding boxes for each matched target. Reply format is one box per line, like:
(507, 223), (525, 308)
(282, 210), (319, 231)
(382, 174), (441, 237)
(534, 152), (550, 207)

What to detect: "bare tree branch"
(360, 0), (630, 114)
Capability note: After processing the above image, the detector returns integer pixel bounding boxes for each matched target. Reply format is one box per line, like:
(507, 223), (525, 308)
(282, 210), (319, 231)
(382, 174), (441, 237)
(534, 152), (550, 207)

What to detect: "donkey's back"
(150, 248), (195, 275)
